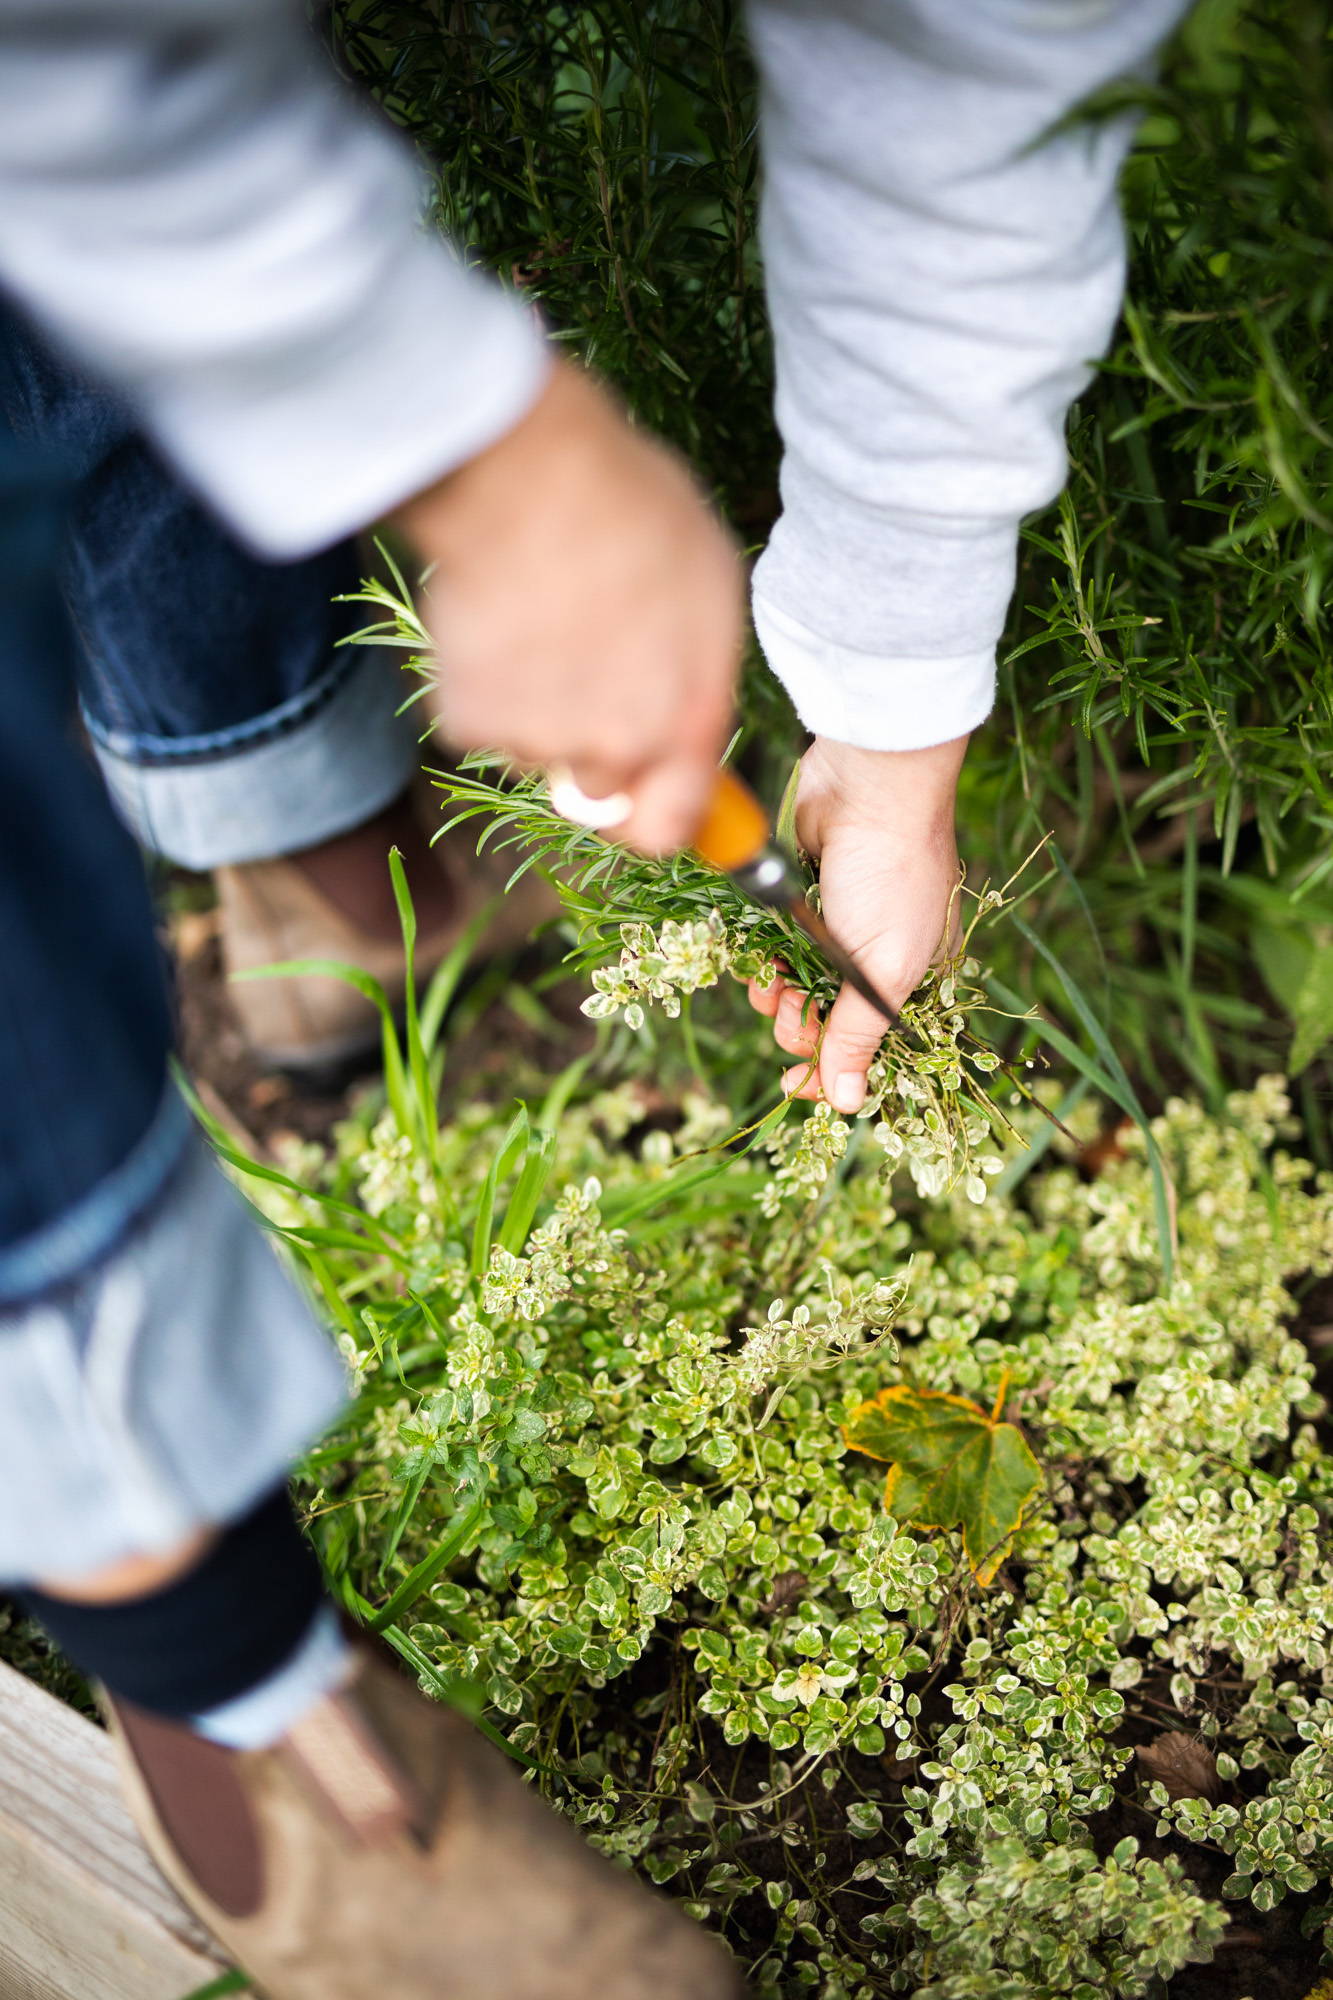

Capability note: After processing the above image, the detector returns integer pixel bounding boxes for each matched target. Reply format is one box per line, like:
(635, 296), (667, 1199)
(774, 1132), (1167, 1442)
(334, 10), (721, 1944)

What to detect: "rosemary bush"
(328, 0), (1333, 1146)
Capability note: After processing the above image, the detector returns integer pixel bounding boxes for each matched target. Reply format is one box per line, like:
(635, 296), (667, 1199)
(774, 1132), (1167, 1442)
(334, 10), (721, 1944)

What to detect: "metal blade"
(785, 897), (900, 1029)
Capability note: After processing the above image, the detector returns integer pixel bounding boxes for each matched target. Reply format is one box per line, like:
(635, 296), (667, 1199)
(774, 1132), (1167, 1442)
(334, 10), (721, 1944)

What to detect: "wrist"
(795, 733), (967, 860)
(390, 352), (573, 563)
(805, 732), (968, 826)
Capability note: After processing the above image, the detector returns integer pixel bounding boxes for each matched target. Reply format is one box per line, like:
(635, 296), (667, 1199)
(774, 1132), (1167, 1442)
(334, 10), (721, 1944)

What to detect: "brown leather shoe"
(105, 1639), (743, 2000)
(215, 789), (555, 1076)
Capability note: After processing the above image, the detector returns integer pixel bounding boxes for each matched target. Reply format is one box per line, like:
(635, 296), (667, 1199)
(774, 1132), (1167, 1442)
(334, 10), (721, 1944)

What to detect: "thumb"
(615, 750), (717, 857)
(819, 983), (893, 1116)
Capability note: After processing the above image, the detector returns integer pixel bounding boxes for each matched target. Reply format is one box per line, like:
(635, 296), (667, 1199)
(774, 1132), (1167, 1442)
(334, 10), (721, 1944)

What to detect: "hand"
(747, 734), (968, 1113)
(392, 358), (743, 854)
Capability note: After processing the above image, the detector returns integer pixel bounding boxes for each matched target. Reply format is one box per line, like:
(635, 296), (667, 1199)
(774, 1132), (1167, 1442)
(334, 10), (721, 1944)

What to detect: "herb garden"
(10, 2), (1333, 1995)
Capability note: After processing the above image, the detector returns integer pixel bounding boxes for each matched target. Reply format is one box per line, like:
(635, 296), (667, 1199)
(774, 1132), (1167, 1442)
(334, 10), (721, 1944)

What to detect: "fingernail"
(832, 1072), (865, 1114)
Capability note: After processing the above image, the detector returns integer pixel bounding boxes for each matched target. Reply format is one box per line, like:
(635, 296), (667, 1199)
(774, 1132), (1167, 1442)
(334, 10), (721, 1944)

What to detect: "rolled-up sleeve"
(746, 0), (1190, 750)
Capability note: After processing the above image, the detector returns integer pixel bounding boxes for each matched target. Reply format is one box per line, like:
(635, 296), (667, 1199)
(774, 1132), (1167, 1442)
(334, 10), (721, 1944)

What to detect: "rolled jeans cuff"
(0, 1130), (349, 1583)
(88, 644), (420, 870)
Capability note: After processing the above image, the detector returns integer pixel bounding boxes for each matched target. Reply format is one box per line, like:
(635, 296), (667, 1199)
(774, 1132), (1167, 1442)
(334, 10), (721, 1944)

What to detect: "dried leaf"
(760, 1569), (809, 1617)
(841, 1379), (1041, 1585)
(1135, 1731), (1220, 1803)
(1076, 1118), (1132, 1177)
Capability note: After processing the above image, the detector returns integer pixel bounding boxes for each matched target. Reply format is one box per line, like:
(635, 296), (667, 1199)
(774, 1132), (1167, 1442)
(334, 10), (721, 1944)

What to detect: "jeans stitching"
(84, 642), (365, 768)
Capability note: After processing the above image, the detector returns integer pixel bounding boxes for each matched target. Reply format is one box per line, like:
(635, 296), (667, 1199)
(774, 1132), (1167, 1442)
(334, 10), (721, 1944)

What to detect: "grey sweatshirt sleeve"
(745, 0), (1189, 752)
(0, 1), (549, 558)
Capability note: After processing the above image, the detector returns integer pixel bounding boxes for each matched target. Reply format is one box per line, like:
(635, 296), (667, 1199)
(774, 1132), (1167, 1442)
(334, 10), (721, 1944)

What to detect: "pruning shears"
(548, 762), (900, 1029)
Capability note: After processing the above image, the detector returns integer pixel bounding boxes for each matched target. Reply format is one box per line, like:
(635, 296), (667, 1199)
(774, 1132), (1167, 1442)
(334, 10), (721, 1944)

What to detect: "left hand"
(746, 733), (969, 1113)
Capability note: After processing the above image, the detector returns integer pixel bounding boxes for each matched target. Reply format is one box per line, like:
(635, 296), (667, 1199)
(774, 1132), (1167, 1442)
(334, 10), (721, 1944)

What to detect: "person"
(0, 1), (1188, 1994)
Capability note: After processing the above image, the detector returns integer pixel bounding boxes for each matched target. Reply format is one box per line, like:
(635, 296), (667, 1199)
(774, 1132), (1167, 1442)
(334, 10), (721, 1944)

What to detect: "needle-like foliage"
(328, 0), (1333, 1144)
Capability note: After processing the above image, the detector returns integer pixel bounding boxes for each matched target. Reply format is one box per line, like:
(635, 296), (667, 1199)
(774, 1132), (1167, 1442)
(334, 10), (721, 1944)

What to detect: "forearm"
(746, 0), (1190, 750)
(0, 0), (549, 557)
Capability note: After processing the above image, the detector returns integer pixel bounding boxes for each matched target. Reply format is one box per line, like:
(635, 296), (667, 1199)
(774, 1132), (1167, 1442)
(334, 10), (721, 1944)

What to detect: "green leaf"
(175, 1974), (251, 2000)
(842, 1381), (1042, 1585)
(498, 1127), (558, 1254)
(377, 1453), (433, 1582)
(1253, 920), (1333, 1074)
(1002, 926), (1178, 1290)
(371, 1494), (489, 1632)
(232, 955), (412, 1136)
(470, 1107), (529, 1279)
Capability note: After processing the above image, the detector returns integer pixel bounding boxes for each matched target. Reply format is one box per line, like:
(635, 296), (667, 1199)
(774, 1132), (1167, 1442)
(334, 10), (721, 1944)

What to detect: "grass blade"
(471, 1107), (529, 1278)
(1007, 924), (1177, 1286)
(371, 1494), (489, 1632)
(992, 1077), (1091, 1198)
(232, 956), (411, 1136)
(418, 893), (504, 1055)
(378, 1454), (433, 1582)
(497, 1128), (558, 1254)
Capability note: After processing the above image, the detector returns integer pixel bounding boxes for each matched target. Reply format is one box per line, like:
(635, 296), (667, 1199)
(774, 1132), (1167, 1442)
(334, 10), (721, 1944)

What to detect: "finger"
(781, 1061), (823, 1101)
(615, 750), (718, 856)
(565, 753), (642, 805)
(818, 982), (893, 1115)
(747, 973), (786, 1018)
(773, 985), (822, 1058)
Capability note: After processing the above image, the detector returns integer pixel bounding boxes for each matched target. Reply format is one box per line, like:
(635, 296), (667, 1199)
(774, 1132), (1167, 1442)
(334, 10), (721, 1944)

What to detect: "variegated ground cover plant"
(214, 864), (1333, 1999)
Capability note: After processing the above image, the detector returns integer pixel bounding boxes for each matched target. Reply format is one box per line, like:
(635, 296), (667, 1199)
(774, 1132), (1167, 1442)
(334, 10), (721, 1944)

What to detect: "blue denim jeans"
(0, 306), (419, 1578)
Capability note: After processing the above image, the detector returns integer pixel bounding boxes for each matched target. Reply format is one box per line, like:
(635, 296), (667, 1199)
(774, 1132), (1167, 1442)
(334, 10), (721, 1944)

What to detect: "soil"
(167, 886), (592, 1158)
(1092, 1674), (1325, 2000)
(170, 900), (357, 1151)
(1295, 1274), (1333, 1460)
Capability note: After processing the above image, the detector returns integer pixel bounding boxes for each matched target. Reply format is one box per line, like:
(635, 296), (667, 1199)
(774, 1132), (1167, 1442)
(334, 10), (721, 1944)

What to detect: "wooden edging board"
(0, 1659), (229, 2000)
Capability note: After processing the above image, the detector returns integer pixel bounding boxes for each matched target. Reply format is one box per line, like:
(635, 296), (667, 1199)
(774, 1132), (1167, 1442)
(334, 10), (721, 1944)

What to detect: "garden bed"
(6, 862), (1333, 2000)
(6, 3), (1332, 1993)
(196, 825), (1333, 2000)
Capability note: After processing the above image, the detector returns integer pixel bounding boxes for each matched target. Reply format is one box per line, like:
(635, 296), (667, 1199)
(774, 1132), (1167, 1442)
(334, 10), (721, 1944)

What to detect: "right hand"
(392, 357), (743, 855)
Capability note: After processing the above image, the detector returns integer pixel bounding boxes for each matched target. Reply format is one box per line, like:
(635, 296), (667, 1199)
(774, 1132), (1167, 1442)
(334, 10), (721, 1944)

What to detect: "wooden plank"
(0, 1661), (229, 2000)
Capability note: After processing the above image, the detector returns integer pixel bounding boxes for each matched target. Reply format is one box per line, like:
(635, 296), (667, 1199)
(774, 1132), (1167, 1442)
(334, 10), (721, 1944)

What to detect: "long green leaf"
(232, 956), (411, 1135)
(498, 1128), (558, 1254)
(375, 1626), (544, 1770)
(371, 1495), (489, 1632)
(418, 893), (504, 1054)
(388, 847), (437, 1175)
(378, 1454), (433, 1582)
(992, 1078), (1091, 1198)
(175, 1068), (402, 1257)
(470, 1107), (529, 1278)
(537, 1051), (595, 1133)
(1006, 927), (1177, 1287)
